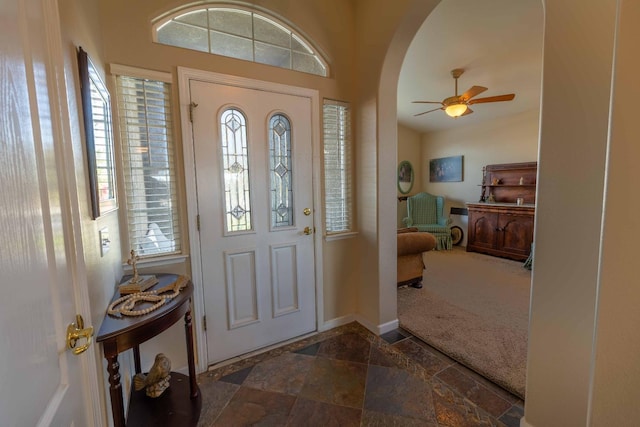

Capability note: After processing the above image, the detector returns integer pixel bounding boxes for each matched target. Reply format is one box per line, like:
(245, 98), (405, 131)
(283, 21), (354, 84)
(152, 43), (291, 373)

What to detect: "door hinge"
(197, 214), (200, 231)
(203, 315), (207, 331)
(189, 102), (199, 123)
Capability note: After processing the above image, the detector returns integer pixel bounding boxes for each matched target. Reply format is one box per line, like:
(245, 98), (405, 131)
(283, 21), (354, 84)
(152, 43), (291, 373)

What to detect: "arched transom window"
(153, 6), (328, 76)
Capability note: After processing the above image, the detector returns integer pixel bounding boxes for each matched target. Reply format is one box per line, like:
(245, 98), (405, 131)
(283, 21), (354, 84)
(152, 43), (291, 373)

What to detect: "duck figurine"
(134, 353), (171, 398)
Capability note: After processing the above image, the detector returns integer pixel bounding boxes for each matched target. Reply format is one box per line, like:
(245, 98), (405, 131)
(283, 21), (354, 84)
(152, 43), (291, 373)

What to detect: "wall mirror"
(397, 160), (414, 194)
(78, 46), (117, 219)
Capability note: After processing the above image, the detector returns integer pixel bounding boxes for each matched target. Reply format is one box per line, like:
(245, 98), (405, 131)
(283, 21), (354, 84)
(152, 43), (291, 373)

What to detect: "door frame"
(177, 67), (324, 372)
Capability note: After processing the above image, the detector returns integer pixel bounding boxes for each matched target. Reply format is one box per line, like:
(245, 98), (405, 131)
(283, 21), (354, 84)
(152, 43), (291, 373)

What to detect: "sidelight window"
(114, 71), (181, 257)
(323, 99), (353, 234)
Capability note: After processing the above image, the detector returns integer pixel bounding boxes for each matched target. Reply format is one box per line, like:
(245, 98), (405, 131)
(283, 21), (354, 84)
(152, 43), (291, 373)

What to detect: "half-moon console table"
(96, 274), (200, 427)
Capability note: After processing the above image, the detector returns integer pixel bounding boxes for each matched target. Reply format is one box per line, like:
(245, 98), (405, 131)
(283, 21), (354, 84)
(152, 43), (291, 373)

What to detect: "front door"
(189, 79), (316, 364)
(1, 0), (95, 425)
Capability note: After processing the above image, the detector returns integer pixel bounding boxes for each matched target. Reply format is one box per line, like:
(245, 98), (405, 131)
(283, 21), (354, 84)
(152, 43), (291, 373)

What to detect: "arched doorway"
(378, 0), (543, 400)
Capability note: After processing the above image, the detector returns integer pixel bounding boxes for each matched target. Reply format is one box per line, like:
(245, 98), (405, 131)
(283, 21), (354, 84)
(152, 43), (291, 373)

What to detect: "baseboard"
(320, 314), (356, 331)
(321, 314), (399, 336)
(353, 314), (377, 334)
(378, 318), (400, 335)
(520, 416), (532, 427)
(353, 315), (399, 335)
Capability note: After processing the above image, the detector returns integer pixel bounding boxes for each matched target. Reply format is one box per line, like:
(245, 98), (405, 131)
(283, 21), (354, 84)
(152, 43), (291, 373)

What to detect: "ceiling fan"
(413, 68), (515, 118)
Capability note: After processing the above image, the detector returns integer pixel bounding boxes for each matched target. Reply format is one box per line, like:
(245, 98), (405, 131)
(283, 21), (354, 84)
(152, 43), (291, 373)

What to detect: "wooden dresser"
(466, 162), (536, 261)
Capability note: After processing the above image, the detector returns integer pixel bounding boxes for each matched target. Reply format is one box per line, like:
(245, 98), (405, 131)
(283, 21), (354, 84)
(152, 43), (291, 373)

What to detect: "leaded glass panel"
(269, 114), (293, 228)
(154, 7), (328, 77)
(157, 21), (209, 53)
(255, 41), (291, 68)
(210, 31), (253, 61)
(208, 8), (253, 38)
(174, 10), (208, 27)
(254, 15), (290, 48)
(292, 52), (326, 76)
(291, 35), (312, 54)
(221, 109), (252, 232)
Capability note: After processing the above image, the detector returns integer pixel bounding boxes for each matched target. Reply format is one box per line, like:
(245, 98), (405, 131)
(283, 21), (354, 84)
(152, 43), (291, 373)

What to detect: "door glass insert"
(221, 108), (252, 232)
(269, 114), (293, 228)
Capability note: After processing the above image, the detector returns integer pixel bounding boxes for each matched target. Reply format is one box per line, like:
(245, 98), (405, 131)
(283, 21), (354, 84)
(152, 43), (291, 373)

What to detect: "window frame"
(151, 5), (329, 77)
(110, 64), (183, 260)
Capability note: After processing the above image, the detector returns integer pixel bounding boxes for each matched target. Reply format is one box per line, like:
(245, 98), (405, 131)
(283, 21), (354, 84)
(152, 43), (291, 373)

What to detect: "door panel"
(271, 243), (300, 317)
(1, 0), (91, 425)
(225, 249), (259, 329)
(190, 80), (316, 364)
(469, 211), (498, 250)
(498, 214), (534, 256)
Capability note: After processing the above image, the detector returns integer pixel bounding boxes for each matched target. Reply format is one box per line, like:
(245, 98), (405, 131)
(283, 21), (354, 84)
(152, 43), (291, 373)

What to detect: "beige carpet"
(397, 246), (531, 398)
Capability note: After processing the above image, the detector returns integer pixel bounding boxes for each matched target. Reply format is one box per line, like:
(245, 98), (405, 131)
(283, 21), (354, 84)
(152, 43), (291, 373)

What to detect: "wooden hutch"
(466, 162), (536, 261)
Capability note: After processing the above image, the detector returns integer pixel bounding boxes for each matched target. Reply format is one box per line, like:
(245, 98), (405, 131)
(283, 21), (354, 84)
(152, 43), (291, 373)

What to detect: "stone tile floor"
(196, 322), (524, 426)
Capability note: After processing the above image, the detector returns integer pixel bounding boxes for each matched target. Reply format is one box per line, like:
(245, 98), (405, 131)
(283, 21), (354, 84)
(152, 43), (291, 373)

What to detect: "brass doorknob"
(303, 226), (314, 235)
(303, 208), (311, 216)
(66, 314), (94, 355)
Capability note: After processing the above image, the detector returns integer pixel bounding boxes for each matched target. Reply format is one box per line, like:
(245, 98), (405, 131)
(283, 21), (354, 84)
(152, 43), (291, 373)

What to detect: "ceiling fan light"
(445, 103), (468, 117)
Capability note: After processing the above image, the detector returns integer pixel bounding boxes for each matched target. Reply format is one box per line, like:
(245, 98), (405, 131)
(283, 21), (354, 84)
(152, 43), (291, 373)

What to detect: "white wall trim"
(520, 416), (533, 427)
(378, 318), (400, 335)
(177, 67), (323, 372)
(109, 63), (172, 83)
(177, 67), (208, 373)
(321, 315), (398, 336)
(351, 315), (399, 336)
(122, 254), (189, 271)
(320, 314), (356, 331)
(324, 231), (359, 242)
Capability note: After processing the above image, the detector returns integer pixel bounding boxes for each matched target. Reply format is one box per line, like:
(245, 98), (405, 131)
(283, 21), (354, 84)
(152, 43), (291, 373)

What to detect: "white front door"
(190, 79), (317, 364)
(0, 0), (96, 426)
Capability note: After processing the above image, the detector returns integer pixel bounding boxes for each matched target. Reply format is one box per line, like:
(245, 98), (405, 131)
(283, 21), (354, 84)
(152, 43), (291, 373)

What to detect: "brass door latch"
(66, 314), (94, 355)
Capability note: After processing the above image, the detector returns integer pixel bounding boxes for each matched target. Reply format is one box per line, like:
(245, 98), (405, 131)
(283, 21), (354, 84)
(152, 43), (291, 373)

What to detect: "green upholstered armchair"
(402, 192), (452, 250)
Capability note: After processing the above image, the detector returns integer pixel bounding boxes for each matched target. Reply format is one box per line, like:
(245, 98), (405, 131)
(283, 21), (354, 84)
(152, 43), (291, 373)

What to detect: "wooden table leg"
(133, 345), (142, 374)
(105, 352), (126, 427)
(184, 303), (199, 398)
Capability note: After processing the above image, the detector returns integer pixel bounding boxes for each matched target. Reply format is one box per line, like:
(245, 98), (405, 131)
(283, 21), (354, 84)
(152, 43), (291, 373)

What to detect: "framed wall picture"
(78, 46), (117, 219)
(429, 155), (463, 182)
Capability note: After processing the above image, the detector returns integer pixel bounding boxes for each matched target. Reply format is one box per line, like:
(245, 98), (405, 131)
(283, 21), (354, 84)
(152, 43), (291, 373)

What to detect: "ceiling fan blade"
(468, 94), (515, 104)
(461, 107), (474, 116)
(414, 106), (444, 117)
(460, 86), (488, 101)
(412, 100), (443, 104)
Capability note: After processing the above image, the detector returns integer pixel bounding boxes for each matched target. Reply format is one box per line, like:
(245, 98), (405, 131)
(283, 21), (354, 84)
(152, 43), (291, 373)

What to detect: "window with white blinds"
(115, 74), (181, 257)
(323, 99), (353, 234)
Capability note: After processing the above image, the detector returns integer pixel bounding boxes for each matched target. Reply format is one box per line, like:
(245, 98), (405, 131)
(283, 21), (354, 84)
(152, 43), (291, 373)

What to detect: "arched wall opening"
(376, 1), (638, 426)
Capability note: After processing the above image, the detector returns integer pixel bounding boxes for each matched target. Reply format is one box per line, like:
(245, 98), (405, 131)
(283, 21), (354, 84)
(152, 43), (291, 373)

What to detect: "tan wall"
(98, 0), (362, 334)
(99, 0), (356, 99)
(56, 0), (640, 425)
(590, 1), (640, 423)
(364, 0), (441, 327)
(421, 109), (540, 213)
(523, 0), (640, 425)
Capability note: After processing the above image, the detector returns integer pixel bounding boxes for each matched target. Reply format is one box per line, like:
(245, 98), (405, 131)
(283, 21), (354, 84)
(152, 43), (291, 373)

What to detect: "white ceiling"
(397, 0), (544, 134)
